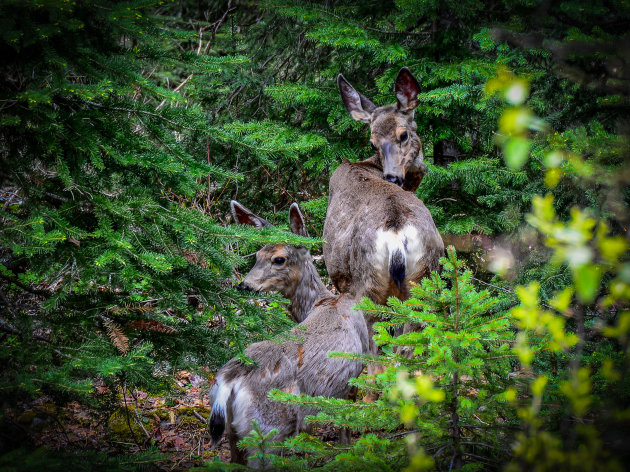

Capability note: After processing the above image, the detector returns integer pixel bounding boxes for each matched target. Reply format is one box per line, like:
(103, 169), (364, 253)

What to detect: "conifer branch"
(0, 273), (51, 297)
(79, 100), (206, 131)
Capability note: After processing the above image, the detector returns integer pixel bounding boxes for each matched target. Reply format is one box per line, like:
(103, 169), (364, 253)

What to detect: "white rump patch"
(374, 225), (424, 281)
(232, 380), (254, 436)
(212, 377), (234, 419)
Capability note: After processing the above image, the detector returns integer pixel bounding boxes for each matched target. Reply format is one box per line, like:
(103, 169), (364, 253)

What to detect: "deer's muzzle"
(384, 175), (403, 186)
(237, 281), (256, 292)
(381, 142), (405, 187)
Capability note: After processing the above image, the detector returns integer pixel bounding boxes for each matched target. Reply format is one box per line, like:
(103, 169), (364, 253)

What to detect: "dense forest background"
(0, 0), (628, 470)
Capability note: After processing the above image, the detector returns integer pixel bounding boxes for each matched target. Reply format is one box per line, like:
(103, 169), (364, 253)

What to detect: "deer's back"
(296, 295), (368, 398)
(323, 159), (444, 304)
(217, 294), (368, 438)
(218, 339), (301, 439)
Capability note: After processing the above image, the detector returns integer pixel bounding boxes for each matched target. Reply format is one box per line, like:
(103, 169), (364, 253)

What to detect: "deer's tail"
(209, 379), (231, 444)
(389, 248), (406, 291)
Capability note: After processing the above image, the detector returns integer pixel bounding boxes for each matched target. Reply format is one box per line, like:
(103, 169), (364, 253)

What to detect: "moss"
(37, 402), (57, 416)
(154, 409), (171, 420)
(17, 410), (37, 424)
(194, 408), (210, 420)
(108, 406), (155, 440)
(177, 406), (210, 418)
(178, 415), (204, 427)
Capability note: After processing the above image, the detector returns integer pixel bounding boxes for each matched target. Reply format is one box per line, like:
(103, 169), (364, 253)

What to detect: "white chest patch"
(373, 225), (424, 281)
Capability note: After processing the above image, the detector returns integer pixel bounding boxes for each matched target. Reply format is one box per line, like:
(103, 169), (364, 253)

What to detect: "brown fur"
(325, 69), (445, 379)
(337, 70), (428, 190)
(212, 202), (370, 465)
(241, 244), (328, 323)
(324, 156), (444, 304)
(297, 345), (304, 369)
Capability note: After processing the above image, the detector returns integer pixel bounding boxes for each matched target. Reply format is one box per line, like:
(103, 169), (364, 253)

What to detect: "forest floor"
(3, 369), (347, 470)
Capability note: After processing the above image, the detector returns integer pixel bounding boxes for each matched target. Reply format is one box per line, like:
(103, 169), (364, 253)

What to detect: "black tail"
(390, 249), (406, 291)
(209, 408), (225, 444)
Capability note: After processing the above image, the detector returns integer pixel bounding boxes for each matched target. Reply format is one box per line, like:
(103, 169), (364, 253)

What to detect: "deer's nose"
(384, 175), (403, 187)
(237, 281), (252, 292)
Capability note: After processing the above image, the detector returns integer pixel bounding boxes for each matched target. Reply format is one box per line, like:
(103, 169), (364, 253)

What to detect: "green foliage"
(0, 446), (165, 472)
(494, 73), (630, 472)
(0, 0), (306, 437)
(1, 0), (628, 469)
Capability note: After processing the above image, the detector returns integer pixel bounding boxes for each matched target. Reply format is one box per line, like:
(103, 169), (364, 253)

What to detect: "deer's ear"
(289, 203), (309, 238)
(395, 67), (421, 113)
(337, 74), (375, 124)
(230, 200), (272, 228)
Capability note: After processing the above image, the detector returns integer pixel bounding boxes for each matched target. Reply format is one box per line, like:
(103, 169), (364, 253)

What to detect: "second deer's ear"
(395, 67), (421, 113)
(337, 74), (376, 124)
(289, 203), (309, 238)
(230, 200), (272, 228)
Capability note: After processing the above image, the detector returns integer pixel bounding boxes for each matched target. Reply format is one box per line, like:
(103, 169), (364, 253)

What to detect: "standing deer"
(323, 67), (444, 365)
(210, 201), (368, 464)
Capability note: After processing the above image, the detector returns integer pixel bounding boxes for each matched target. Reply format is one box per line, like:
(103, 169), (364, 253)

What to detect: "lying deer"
(323, 68), (444, 367)
(210, 201), (369, 464)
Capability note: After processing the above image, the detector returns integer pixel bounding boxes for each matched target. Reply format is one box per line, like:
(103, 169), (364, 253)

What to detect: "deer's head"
(231, 200), (311, 299)
(337, 67), (426, 188)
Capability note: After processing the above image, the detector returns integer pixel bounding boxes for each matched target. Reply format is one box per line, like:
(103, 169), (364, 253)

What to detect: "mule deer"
(323, 68), (444, 367)
(230, 200), (321, 324)
(210, 201), (368, 464)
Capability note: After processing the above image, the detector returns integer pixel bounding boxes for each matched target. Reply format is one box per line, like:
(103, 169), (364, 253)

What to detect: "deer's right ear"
(230, 200), (272, 228)
(337, 74), (375, 124)
(289, 203), (309, 238)
(394, 67), (421, 113)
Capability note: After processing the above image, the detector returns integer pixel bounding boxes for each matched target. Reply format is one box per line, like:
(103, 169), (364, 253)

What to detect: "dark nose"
(384, 175), (403, 187)
(237, 281), (250, 291)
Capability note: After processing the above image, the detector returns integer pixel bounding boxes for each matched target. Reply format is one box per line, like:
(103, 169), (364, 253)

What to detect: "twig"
(461, 452), (498, 464)
(134, 408), (151, 440)
(0, 319), (70, 358)
(203, 0), (235, 54)
(386, 428), (420, 440)
(32, 405), (70, 444)
(461, 440), (497, 448)
(2, 188), (20, 210)
(44, 191), (69, 202)
(433, 443), (451, 459)
(472, 277), (555, 311)
(122, 381), (141, 446)
(206, 136), (213, 215)
(79, 99), (205, 131)
(0, 273), (51, 297)
(193, 410), (207, 423)
(0, 288), (17, 319)
(156, 73), (193, 111)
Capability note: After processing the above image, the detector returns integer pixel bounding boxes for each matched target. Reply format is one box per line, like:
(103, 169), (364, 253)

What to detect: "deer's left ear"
(337, 74), (376, 124)
(230, 200), (272, 228)
(395, 67), (421, 114)
(289, 203), (309, 238)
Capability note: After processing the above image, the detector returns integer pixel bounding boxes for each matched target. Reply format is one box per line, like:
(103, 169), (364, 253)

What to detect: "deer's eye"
(272, 257), (286, 265)
(400, 131), (408, 142)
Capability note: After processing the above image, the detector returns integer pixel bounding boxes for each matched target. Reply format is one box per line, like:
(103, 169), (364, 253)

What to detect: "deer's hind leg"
(228, 431), (247, 464)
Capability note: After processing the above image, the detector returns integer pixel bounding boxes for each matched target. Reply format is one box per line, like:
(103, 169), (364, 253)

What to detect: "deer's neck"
(288, 260), (330, 323)
(365, 154), (382, 168)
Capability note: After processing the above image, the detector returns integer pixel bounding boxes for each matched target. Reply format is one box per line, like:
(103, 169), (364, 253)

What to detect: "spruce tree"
(0, 0), (311, 464)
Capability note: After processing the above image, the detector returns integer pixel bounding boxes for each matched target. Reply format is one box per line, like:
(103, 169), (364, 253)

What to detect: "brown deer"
(323, 68), (444, 368)
(210, 201), (368, 464)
